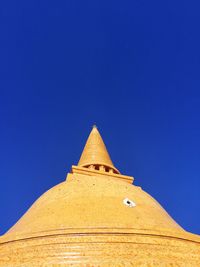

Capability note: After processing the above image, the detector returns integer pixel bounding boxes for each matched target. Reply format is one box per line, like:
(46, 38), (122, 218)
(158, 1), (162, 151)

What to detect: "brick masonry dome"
(0, 127), (200, 266)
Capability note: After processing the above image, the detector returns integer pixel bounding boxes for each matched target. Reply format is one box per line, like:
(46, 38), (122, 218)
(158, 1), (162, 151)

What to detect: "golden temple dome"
(0, 127), (200, 266)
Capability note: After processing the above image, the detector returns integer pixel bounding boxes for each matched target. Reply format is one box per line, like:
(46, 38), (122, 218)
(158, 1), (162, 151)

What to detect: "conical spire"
(78, 126), (120, 174)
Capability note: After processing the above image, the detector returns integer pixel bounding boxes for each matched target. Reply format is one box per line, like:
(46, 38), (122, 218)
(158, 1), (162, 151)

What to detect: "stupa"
(0, 127), (200, 266)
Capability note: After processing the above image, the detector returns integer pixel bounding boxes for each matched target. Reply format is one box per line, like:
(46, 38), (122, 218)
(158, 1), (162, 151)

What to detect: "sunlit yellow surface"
(0, 127), (199, 266)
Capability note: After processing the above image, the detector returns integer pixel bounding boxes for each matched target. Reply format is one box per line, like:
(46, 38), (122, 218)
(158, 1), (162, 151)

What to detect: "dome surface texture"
(0, 127), (200, 266)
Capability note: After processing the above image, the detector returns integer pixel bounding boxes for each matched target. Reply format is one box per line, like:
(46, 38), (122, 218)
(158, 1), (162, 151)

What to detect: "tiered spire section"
(78, 126), (120, 174)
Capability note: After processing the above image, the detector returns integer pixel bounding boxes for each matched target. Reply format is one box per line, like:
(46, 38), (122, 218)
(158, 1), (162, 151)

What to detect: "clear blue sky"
(0, 0), (200, 235)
